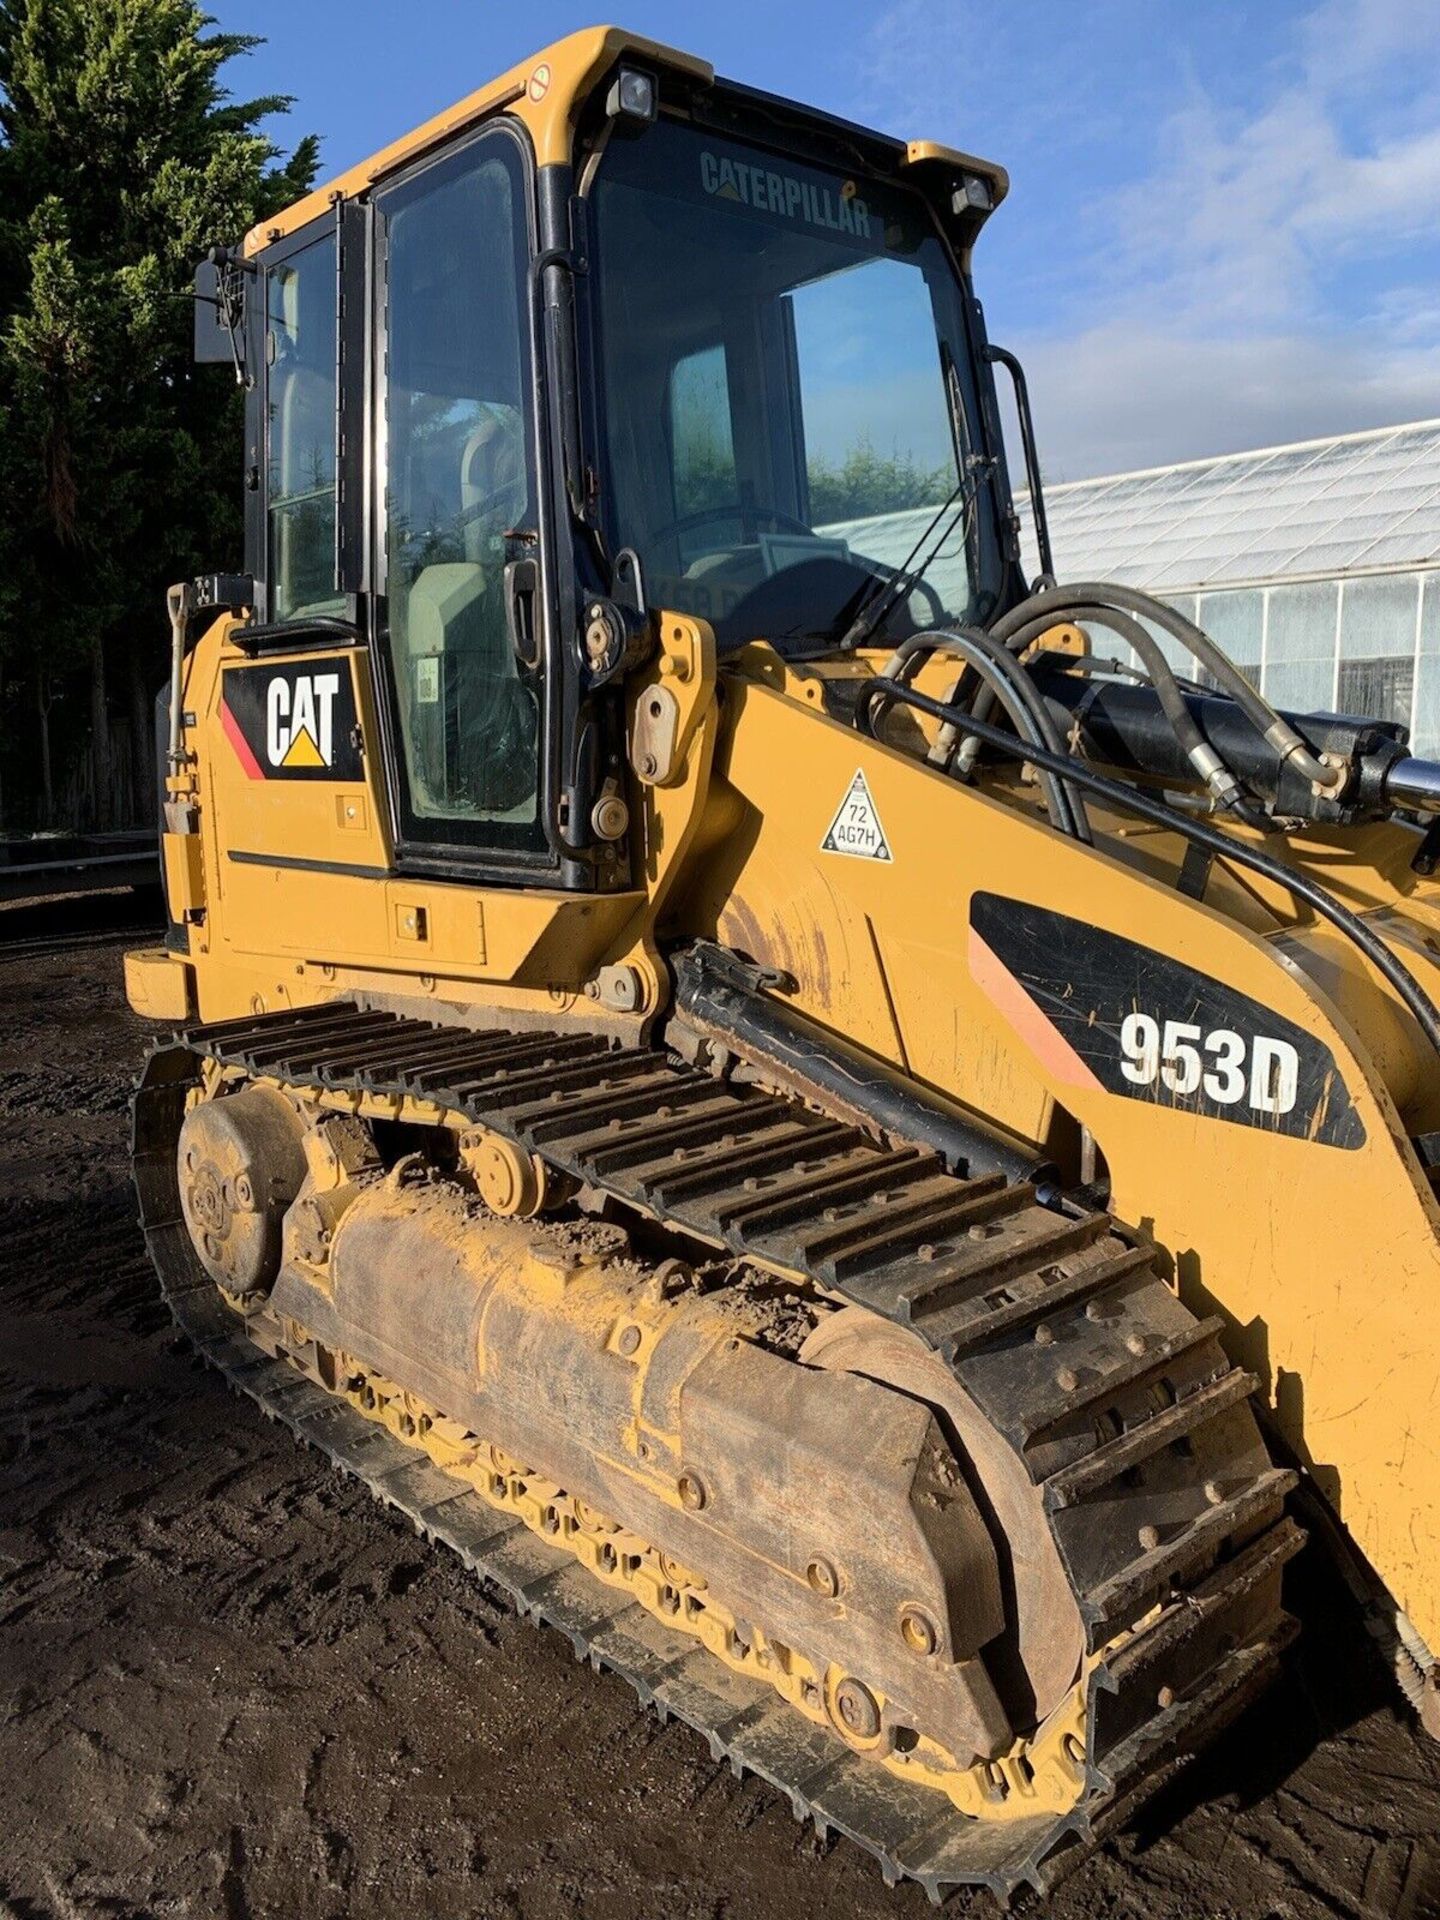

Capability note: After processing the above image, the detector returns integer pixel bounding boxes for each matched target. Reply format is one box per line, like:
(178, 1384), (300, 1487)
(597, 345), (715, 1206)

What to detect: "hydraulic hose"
(857, 678), (1440, 1064)
(992, 584), (1259, 723)
(926, 627), (1094, 842)
(884, 627), (1075, 772)
(879, 630), (1089, 840)
(939, 627), (1093, 842)
(880, 633), (1077, 830)
(996, 602), (1269, 827)
(1071, 583), (1299, 752)
(929, 627), (1080, 762)
(1003, 581), (1345, 796)
(1040, 651), (1206, 694)
(947, 682), (995, 779)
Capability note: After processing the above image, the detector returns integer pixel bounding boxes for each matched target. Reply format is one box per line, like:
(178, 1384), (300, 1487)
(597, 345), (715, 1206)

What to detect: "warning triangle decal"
(821, 769), (892, 862)
(281, 726), (325, 769)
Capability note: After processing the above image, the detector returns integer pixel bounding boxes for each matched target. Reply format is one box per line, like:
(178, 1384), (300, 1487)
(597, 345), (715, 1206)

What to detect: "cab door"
(370, 124), (551, 881)
(213, 124), (559, 988)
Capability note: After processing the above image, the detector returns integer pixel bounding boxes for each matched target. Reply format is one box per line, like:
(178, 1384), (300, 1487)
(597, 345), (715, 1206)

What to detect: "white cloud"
(1301, 124), (1440, 249)
(854, 0), (1440, 475)
(1297, 0), (1440, 88)
(1371, 284), (1440, 346)
(1020, 324), (1440, 481)
(1111, 15), (1440, 330)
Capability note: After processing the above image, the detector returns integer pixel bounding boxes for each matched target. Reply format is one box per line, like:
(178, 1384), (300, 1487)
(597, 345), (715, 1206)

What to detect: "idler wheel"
(801, 1307), (1086, 1730)
(177, 1086), (308, 1298)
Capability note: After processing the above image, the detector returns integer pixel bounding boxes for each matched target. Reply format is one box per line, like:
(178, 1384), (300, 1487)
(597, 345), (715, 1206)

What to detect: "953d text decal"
(969, 892), (1364, 1149)
(1117, 1013), (1298, 1115)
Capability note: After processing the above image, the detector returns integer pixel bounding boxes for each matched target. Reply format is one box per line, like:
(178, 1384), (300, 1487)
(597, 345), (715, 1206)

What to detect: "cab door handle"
(505, 557), (540, 670)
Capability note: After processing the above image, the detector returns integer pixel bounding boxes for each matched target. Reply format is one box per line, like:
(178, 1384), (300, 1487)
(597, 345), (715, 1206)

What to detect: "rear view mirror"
(194, 251), (246, 376)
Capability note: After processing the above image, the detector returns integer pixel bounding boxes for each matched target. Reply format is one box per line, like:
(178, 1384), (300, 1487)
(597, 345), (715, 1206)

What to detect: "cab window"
(266, 233), (340, 621)
(591, 119), (982, 650)
(378, 132), (543, 855)
(669, 342), (739, 529)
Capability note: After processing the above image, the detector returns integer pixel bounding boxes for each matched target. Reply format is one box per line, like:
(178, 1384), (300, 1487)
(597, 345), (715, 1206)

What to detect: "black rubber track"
(133, 1002), (1302, 1903)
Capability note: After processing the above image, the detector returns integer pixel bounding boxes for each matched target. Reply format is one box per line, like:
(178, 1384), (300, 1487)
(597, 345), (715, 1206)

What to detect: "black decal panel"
(221, 658), (362, 782)
(971, 892), (1364, 1149)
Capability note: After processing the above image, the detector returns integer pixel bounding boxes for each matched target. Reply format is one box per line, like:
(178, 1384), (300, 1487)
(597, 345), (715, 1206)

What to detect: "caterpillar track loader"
(128, 26), (1440, 1901)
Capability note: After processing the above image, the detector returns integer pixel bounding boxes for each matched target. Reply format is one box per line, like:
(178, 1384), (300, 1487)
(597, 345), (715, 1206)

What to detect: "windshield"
(588, 118), (995, 650)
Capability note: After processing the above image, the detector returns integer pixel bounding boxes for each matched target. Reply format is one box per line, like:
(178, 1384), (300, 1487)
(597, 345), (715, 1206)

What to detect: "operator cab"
(196, 38), (1019, 889)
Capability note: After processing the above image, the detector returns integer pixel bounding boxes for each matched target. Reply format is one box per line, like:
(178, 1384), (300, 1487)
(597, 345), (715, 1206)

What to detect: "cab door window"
(266, 232), (340, 621)
(378, 132), (543, 855)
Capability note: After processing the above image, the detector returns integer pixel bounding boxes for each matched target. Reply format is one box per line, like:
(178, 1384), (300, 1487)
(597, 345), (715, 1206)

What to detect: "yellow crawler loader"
(128, 27), (1439, 1900)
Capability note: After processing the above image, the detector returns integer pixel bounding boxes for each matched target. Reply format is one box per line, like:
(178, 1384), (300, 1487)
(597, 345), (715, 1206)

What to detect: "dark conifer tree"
(0, 1), (317, 826)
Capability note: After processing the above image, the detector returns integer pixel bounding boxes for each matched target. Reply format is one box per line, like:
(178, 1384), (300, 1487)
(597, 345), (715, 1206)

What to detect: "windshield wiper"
(838, 462), (985, 651)
(834, 481), (962, 650)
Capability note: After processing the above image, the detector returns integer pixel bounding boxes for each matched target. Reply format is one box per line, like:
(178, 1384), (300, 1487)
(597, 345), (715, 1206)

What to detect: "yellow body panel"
(178, 617), (647, 1034)
(124, 947), (193, 1021)
(146, 600), (1440, 1662)
(160, 829), (205, 920)
(678, 669), (1440, 1656)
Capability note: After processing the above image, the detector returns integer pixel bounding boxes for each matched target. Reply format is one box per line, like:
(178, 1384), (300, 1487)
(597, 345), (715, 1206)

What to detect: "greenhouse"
(1024, 418), (1440, 756)
(825, 419), (1440, 756)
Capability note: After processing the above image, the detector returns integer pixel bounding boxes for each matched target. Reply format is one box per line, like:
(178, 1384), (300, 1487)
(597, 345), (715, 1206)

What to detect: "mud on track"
(2, 898), (1438, 1920)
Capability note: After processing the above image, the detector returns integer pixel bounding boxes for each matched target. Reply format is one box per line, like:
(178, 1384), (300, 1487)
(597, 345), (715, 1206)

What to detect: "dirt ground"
(2, 893), (1438, 1920)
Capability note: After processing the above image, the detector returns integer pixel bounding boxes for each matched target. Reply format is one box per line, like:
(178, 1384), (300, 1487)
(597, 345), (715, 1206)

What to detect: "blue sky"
(211, 0), (1440, 480)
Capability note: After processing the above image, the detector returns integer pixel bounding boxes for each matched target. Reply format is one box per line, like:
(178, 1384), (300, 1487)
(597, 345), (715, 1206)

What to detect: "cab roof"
(245, 24), (1006, 256)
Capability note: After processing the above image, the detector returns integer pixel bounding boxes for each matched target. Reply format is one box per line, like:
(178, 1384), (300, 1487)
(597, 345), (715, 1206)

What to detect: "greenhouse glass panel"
(1413, 577), (1440, 758)
(1197, 588), (1263, 668)
(1028, 423), (1440, 611)
(1358, 531), (1440, 567)
(1265, 580), (1339, 665)
(1336, 656), (1413, 730)
(1196, 661), (1260, 692)
(1423, 571), (1440, 652)
(1264, 658), (1334, 713)
(1338, 575), (1420, 661)
(1142, 616), (1190, 669)
(1288, 541), (1378, 573)
(1220, 547), (1300, 577)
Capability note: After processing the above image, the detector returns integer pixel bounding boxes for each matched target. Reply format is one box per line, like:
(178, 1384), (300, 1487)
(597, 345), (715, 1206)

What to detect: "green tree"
(808, 439), (952, 524)
(0, 0), (317, 829)
(673, 420), (953, 529)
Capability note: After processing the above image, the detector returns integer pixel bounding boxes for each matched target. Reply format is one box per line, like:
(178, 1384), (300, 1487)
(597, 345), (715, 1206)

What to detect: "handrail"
(227, 615), (362, 657)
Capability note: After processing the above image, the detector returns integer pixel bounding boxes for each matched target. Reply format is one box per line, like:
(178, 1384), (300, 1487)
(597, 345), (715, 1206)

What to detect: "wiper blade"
(835, 482), (960, 650)
(838, 468), (980, 651)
